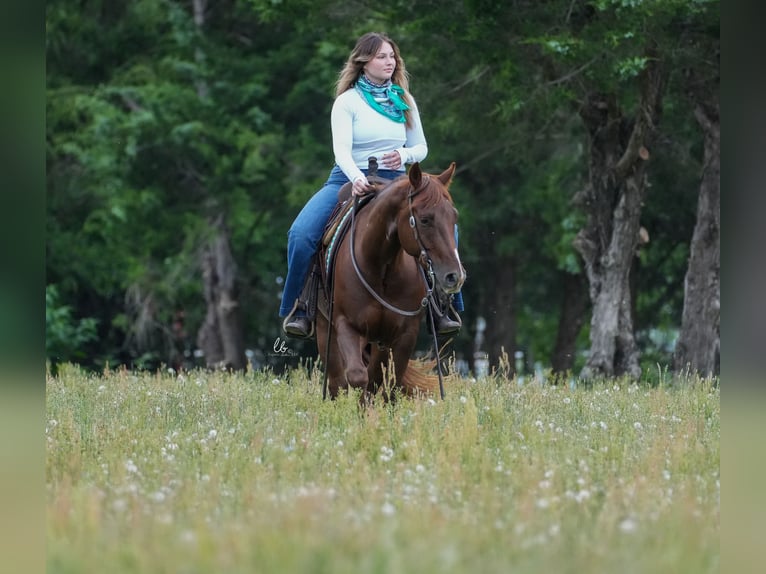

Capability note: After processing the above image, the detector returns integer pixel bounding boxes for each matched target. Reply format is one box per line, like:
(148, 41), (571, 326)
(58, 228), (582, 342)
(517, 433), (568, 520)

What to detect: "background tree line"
(46, 0), (719, 381)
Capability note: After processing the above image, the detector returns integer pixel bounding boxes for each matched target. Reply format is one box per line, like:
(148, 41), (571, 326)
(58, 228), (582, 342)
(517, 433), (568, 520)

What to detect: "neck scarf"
(355, 73), (410, 123)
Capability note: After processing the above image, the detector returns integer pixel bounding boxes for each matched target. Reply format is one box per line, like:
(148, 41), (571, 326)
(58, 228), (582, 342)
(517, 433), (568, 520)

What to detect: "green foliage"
(46, 0), (718, 372)
(46, 285), (99, 364)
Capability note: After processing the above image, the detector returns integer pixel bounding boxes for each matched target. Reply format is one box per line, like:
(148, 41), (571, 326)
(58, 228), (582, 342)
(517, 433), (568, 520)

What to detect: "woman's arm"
(331, 94), (366, 184)
(396, 97), (428, 165)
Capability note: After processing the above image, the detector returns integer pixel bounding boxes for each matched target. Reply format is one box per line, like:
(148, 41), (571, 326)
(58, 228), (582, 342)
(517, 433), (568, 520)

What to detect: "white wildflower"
(619, 517), (638, 533)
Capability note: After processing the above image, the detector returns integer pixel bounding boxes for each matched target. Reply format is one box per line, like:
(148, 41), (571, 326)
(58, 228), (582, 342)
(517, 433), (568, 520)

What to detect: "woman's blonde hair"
(335, 32), (414, 125)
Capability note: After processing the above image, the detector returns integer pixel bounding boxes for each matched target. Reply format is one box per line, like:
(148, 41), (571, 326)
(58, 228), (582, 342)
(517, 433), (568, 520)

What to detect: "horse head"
(400, 163), (466, 295)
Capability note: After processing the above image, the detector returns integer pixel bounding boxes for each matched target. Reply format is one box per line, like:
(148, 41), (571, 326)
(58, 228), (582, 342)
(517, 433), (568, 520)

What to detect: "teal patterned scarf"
(355, 73), (410, 123)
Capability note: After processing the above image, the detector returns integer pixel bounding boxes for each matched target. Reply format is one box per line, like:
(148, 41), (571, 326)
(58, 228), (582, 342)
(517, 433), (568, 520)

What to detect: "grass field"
(46, 363), (719, 574)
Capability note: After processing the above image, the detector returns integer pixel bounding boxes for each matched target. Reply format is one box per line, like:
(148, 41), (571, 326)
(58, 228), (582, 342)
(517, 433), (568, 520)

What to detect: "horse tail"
(400, 359), (441, 398)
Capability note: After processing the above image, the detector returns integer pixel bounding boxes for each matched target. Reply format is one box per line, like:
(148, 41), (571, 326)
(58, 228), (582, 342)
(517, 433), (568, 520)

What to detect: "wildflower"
(619, 517), (638, 533)
(633, 422), (643, 430)
(575, 489), (591, 503)
(459, 395), (468, 404)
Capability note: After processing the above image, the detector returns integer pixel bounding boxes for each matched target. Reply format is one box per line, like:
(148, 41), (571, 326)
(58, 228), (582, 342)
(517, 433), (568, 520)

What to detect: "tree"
(673, 12), (720, 377)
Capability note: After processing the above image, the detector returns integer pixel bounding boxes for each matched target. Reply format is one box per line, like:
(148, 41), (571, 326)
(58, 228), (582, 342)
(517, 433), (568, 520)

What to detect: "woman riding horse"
(279, 32), (463, 338)
(317, 161), (465, 401)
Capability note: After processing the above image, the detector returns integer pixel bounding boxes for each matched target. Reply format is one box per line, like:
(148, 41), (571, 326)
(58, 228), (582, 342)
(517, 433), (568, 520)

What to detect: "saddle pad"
(322, 199), (353, 247)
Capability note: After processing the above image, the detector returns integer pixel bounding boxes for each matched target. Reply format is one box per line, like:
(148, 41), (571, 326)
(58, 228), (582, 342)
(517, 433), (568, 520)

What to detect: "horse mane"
(382, 173), (454, 209)
(410, 175), (454, 208)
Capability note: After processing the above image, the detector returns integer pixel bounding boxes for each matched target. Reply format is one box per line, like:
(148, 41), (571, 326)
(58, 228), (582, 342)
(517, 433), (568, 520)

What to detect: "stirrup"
(282, 301), (315, 339)
(428, 296), (462, 336)
(437, 309), (462, 335)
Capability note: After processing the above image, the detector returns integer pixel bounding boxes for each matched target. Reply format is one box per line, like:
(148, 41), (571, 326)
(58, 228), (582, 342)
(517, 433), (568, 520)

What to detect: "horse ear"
(408, 162), (422, 189)
(437, 162), (456, 187)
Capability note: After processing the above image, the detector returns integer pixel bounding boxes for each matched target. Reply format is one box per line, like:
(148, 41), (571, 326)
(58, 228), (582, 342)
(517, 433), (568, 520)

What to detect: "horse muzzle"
(438, 265), (466, 294)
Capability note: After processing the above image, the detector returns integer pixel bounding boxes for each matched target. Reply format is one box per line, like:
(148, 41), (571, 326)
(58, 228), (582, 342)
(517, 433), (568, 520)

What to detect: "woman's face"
(363, 41), (396, 84)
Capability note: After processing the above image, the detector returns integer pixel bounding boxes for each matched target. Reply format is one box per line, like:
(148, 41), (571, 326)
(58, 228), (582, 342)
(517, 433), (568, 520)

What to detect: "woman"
(280, 32), (463, 338)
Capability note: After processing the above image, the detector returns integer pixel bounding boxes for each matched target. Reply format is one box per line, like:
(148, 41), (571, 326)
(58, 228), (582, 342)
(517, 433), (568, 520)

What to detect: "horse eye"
(419, 216), (432, 226)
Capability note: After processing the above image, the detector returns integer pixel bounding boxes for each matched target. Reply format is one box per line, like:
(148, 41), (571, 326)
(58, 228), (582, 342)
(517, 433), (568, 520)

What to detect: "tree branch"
(614, 50), (663, 180)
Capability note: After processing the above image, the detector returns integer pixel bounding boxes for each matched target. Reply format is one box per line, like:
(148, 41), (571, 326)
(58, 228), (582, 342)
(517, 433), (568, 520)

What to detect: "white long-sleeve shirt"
(331, 88), (428, 183)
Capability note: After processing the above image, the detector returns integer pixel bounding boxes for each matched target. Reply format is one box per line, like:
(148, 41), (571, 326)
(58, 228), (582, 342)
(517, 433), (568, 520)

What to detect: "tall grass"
(47, 364), (719, 574)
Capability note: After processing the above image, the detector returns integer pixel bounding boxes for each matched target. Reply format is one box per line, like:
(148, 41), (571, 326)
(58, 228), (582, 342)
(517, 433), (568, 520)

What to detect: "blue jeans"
(279, 165), (464, 317)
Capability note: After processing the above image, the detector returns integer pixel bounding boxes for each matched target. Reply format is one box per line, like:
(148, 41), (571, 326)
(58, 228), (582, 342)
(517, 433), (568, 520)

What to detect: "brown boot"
(437, 309), (462, 335)
(283, 315), (313, 339)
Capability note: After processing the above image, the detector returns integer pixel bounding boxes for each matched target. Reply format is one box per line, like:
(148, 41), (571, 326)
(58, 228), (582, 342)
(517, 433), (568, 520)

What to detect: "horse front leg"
(334, 317), (373, 405)
(366, 345), (391, 402)
(316, 314), (345, 399)
(390, 325), (420, 399)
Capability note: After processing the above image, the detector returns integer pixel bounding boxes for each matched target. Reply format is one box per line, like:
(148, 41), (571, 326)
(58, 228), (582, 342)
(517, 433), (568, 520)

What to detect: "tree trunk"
(191, 0), (246, 370)
(551, 271), (589, 375)
(197, 216), (247, 370)
(484, 255), (516, 376)
(673, 97), (720, 377)
(574, 49), (664, 380)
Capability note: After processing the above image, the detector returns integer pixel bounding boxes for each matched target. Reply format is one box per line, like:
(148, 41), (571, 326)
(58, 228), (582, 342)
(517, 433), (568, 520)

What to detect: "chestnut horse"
(316, 162), (465, 402)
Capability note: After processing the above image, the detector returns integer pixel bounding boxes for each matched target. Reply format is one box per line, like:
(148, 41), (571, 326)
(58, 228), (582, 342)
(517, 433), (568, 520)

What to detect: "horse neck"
(357, 182), (410, 267)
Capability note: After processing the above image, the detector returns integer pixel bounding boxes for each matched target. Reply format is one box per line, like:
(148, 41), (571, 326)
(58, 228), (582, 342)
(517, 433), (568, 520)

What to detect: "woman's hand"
(352, 176), (372, 196)
(381, 150), (403, 170)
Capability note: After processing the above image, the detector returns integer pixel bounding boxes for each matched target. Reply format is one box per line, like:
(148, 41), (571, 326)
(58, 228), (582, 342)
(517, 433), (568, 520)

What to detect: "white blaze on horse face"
(454, 248), (466, 286)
